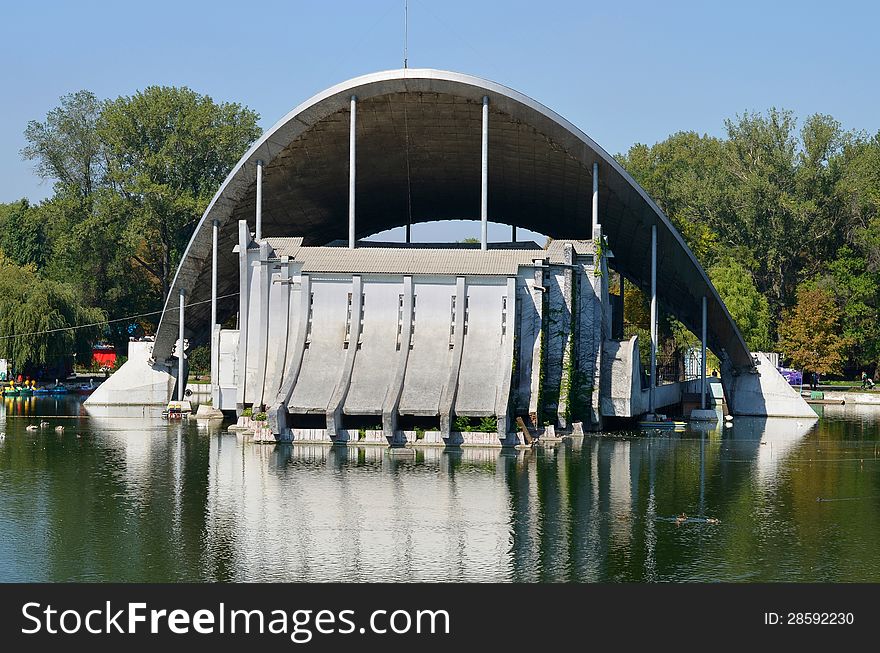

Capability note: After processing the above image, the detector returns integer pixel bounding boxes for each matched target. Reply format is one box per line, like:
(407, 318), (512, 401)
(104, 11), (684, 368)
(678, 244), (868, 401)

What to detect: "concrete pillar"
(327, 276), (363, 439)
(236, 220), (250, 413)
(349, 95), (357, 249)
(255, 160), (263, 241)
(527, 260), (545, 424)
(495, 276), (517, 443)
(701, 295), (707, 410)
(592, 162), (599, 235)
(440, 277), (468, 440)
(481, 96), (489, 251)
(557, 243), (575, 429)
(210, 219), (219, 395)
(383, 276), (414, 441)
(254, 242), (271, 408)
(649, 224), (657, 414)
(267, 273), (311, 439)
(177, 288), (185, 402)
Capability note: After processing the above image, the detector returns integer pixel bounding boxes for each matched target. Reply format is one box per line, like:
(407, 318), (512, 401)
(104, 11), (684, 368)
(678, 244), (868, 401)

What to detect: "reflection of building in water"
(723, 417), (817, 490)
(202, 439), (517, 581)
(194, 422), (816, 581)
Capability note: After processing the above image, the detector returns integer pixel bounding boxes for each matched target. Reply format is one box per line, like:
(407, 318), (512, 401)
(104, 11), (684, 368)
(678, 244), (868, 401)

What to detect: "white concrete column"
(210, 219), (219, 393)
(649, 224), (657, 414)
(236, 220), (250, 411)
(349, 95), (357, 249)
(481, 95), (489, 251)
(255, 160), (263, 241)
(592, 162), (599, 235)
(701, 295), (707, 409)
(178, 288), (185, 402)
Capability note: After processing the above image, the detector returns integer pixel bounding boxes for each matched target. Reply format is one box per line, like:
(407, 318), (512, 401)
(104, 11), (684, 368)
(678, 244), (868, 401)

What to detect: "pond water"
(0, 397), (878, 582)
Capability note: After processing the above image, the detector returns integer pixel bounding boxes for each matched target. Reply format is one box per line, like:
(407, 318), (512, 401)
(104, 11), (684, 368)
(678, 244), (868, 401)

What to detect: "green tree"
(621, 110), (856, 332)
(778, 286), (850, 375)
(21, 90), (105, 199)
(0, 199), (48, 269)
(721, 109), (851, 319)
(98, 86), (260, 301)
(19, 87), (260, 347)
(187, 344), (210, 378)
(709, 258), (772, 352)
(0, 257), (105, 367)
(620, 131), (727, 266)
(814, 246), (880, 369)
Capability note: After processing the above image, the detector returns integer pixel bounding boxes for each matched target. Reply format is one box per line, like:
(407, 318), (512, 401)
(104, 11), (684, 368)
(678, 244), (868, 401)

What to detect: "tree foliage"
(620, 109), (880, 375)
(0, 257), (104, 367)
(0, 199), (47, 269)
(778, 286), (851, 375)
(22, 90), (105, 199)
(709, 258), (771, 352)
(12, 86), (260, 359)
(98, 86), (261, 300)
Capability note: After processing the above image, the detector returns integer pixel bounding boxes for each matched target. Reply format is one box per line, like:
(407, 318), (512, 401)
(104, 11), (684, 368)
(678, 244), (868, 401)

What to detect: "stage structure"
(86, 69), (816, 442)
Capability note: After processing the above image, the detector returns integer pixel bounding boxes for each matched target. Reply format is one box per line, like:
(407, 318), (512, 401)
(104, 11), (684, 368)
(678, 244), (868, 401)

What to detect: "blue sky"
(2, 0), (877, 225)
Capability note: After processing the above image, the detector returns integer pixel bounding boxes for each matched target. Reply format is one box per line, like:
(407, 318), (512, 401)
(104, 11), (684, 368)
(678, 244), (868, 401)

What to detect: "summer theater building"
(87, 69), (816, 442)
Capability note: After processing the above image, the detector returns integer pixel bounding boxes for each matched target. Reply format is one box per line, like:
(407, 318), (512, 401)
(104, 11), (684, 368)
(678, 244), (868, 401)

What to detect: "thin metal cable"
(0, 292), (239, 341)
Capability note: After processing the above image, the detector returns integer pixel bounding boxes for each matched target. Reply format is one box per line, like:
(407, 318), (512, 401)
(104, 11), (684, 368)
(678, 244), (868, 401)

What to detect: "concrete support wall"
(261, 257), (292, 406)
(346, 277), (402, 417)
(382, 276), (414, 440)
(242, 266), (520, 441)
(397, 279), (456, 417)
(586, 248), (609, 429)
(600, 336), (643, 418)
(526, 262), (545, 423)
(494, 277), (517, 442)
(288, 278), (351, 414)
(326, 276), (363, 439)
(439, 277), (467, 439)
(267, 272), (310, 437)
(217, 329), (239, 411)
(84, 341), (174, 406)
(220, 241), (616, 440)
(236, 221), (254, 413)
(555, 244), (575, 428)
(244, 241), (271, 406)
(544, 265), (569, 426)
(722, 352), (818, 419)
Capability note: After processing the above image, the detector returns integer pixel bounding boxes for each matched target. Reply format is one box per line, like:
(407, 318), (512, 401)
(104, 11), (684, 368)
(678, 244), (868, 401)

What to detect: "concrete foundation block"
(690, 409), (719, 422)
(194, 404), (224, 419)
(85, 341), (174, 406)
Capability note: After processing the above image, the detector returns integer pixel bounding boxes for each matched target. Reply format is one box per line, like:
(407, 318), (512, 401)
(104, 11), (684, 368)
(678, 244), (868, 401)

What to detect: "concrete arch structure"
(88, 69), (815, 423)
(150, 68), (751, 368)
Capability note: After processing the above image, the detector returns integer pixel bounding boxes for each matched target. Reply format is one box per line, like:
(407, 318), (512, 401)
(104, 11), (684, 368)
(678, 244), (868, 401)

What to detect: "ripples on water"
(0, 398), (879, 582)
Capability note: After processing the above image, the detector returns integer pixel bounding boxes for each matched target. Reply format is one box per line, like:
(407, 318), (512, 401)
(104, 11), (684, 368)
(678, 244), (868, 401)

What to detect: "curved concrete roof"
(152, 68), (753, 369)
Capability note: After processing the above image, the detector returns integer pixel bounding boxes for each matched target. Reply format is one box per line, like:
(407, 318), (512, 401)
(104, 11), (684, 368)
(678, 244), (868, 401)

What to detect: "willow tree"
(0, 258), (105, 368)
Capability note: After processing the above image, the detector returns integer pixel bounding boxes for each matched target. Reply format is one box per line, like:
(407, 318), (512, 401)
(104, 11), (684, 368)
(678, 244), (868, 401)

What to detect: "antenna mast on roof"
(403, 0), (409, 68)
